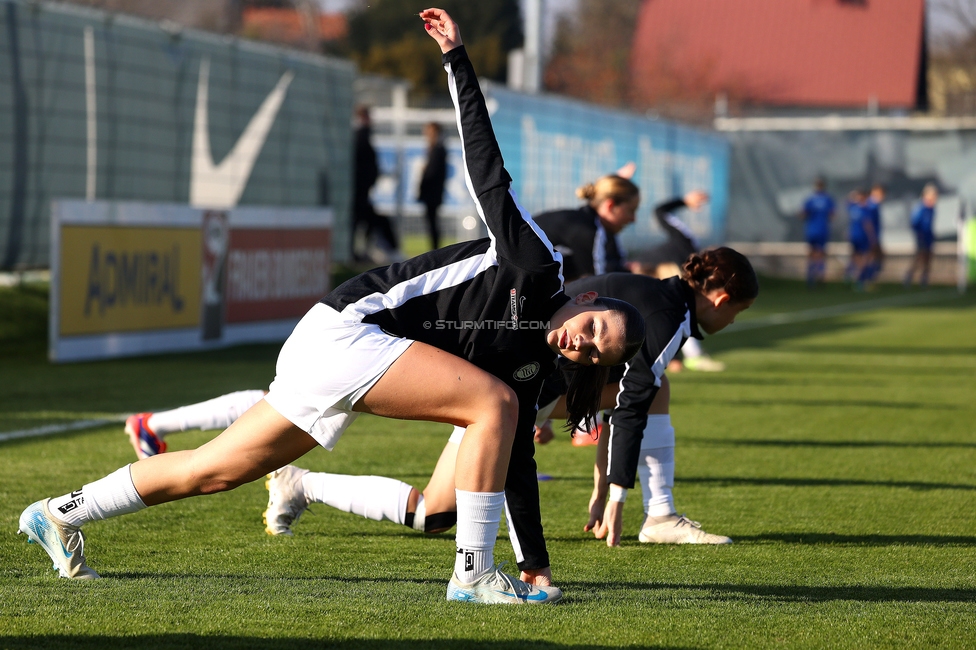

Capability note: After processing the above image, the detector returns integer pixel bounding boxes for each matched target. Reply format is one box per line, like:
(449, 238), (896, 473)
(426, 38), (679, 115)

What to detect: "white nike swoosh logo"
(190, 58), (294, 208)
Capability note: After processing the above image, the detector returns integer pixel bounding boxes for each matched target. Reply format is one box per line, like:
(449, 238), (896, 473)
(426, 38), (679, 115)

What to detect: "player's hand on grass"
(420, 8), (462, 53)
(534, 421), (555, 444)
(603, 499), (625, 547)
(584, 490), (607, 537)
(520, 566), (554, 587)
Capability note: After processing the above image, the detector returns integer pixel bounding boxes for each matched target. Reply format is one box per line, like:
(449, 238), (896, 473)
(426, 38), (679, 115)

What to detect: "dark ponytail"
(564, 364), (611, 433)
(682, 247), (758, 304)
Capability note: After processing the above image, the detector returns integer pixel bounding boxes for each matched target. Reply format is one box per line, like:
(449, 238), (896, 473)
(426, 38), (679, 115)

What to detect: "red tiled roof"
(243, 7), (347, 43)
(630, 0), (925, 109)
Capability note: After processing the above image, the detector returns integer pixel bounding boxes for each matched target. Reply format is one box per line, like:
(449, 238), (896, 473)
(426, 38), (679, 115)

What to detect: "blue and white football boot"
(447, 563), (562, 604)
(18, 499), (99, 579)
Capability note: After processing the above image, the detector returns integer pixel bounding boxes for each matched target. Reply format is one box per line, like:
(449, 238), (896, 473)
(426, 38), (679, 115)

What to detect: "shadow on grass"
(680, 476), (976, 491)
(784, 344), (976, 357)
(734, 533), (976, 546)
(565, 581), (976, 604)
(698, 398), (960, 410)
(690, 437), (976, 449)
(543, 475), (976, 490)
(0, 638), (681, 650)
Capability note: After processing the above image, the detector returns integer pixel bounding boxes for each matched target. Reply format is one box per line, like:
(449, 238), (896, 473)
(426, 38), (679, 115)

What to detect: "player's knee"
(472, 380), (519, 434)
(185, 453), (254, 495)
(195, 470), (252, 494)
(492, 382), (520, 431)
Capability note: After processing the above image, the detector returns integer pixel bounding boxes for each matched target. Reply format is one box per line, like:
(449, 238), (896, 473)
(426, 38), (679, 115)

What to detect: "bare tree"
(929, 0), (976, 115)
(61, 0), (241, 33)
(543, 0), (641, 109)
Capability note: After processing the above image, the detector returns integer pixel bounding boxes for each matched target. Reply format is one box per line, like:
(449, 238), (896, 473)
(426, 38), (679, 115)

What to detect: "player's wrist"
(608, 484), (628, 502)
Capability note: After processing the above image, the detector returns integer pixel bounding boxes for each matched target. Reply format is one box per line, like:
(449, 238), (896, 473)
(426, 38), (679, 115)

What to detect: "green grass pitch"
(1, 278), (974, 649)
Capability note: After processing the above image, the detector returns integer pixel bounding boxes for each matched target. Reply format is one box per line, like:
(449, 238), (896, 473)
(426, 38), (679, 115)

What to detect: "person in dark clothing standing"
(534, 175), (640, 281)
(905, 183), (938, 287)
(800, 177), (835, 288)
(418, 121), (448, 250)
(352, 105), (399, 262)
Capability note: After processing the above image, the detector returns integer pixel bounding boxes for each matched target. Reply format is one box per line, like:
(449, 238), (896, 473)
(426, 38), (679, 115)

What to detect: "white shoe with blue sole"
(18, 499), (100, 579)
(447, 564), (562, 604)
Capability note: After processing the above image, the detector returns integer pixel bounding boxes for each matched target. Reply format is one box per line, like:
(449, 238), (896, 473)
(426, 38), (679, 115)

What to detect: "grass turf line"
(1, 278), (975, 648)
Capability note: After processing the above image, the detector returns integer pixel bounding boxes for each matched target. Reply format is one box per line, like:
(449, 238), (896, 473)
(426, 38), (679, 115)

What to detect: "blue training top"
(847, 200), (870, 244)
(864, 199), (882, 240)
(803, 191), (834, 240)
(911, 202), (935, 236)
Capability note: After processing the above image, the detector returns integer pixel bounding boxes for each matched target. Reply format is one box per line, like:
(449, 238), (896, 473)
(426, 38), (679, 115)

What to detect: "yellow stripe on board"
(60, 225), (202, 335)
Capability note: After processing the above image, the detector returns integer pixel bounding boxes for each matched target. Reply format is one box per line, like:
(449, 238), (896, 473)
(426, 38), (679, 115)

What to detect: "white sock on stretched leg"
(301, 472), (413, 525)
(147, 390), (266, 435)
(636, 415), (676, 520)
(48, 466), (147, 527)
(454, 489), (505, 583)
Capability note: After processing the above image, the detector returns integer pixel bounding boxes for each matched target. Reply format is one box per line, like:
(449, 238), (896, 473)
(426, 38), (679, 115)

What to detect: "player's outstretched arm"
(424, 8), (559, 274)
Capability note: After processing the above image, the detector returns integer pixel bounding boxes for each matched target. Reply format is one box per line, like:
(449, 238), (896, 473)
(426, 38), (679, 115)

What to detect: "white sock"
(411, 496), (426, 532)
(454, 489), (504, 583)
(147, 390), (266, 435)
(636, 415), (676, 518)
(681, 337), (703, 359)
(48, 465), (147, 526)
(302, 472), (412, 525)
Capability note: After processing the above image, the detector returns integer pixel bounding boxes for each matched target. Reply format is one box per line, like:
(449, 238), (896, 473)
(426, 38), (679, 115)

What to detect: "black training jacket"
(641, 198), (698, 268)
(565, 273), (702, 487)
(323, 46), (567, 571)
(534, 206), (626, 281)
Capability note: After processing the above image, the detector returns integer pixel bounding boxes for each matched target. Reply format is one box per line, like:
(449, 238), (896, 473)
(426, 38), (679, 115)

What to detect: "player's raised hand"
(684, 190), (710, 209)
(420, 8), (462, 53)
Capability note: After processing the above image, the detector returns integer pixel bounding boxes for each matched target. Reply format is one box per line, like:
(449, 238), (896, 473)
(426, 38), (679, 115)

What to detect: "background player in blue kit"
(846, 189), (875, 290)
(862, 184), (885, 288)
(905, 183), (938, 288)
(801, 177), (834, 288)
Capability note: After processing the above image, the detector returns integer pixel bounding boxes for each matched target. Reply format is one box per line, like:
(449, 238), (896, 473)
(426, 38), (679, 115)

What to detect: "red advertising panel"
(224, 228), (331, 323)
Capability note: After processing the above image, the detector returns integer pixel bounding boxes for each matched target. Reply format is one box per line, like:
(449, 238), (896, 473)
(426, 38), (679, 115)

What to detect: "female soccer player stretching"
(263, 248), (756, 551)
(567, 250), (757, 545)
(18, 9), (644, 605)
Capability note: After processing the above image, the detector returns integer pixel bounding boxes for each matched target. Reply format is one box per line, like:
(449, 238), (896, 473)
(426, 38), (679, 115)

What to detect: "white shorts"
(265, 303), (413, 450)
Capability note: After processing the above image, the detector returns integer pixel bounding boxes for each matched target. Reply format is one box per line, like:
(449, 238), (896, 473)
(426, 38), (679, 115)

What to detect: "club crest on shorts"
(514, 362), (540, 381)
